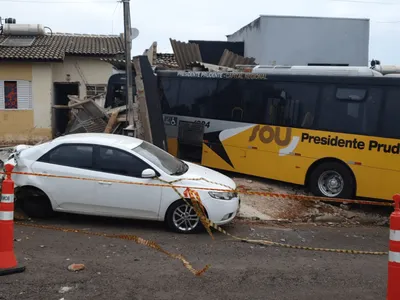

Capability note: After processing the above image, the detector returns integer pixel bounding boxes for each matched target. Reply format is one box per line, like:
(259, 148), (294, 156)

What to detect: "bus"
(106, 66), (400, 202)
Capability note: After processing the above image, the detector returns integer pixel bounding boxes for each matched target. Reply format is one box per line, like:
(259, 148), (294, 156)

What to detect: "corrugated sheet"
(188, 40), (244, 65)
(218, 49), (256, 68)
(170, 38), (202, 69)
(186, 61), (235, 72)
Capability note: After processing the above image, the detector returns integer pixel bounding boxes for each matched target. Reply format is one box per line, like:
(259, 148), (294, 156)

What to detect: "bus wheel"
(309, 162), (355, 199)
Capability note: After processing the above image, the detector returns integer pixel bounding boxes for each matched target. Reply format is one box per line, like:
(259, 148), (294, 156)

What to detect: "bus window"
(159, 78), (180, 114)
(381, 88), (400, 139)
(317, 85), (381, 135)
(241, 81), (268, 124)
(336, 88), (366, 101)
(214, 79), (242, 121)
(363, 87), (382, 136)
(177, 78), (218, 118)
(263, 82), (319, 129)
(105, 83), (126, 109)
(215, 79), (268, 123)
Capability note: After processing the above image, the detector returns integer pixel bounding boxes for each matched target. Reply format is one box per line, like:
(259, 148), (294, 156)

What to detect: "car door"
(31, 143), (97, 213)
(91, 145), (162, 220)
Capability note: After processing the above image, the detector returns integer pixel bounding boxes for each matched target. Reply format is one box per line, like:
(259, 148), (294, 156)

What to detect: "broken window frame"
(86, 84), (107, 98)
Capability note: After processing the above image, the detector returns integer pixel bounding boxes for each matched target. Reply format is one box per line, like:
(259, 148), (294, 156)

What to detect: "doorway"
(53, 82), (79, 137)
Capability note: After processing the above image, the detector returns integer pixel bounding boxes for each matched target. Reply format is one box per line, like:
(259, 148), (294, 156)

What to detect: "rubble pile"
(234, 176), (391, 226)
(63, 95), (128, 136)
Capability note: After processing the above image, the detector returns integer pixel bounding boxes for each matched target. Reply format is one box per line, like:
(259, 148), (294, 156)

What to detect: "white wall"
(52, 56), (115, 98)
(227, 16), (370, 66)
(227, 17), (264, 64)
(32, 63), (53, 129)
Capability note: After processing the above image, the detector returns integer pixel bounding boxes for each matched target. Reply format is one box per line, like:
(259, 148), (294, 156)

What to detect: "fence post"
(0, 164), (25, 276)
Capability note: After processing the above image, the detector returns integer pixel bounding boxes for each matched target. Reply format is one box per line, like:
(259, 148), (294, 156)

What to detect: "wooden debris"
(104, 111), (119, 133)
(61, 95), (128, 135)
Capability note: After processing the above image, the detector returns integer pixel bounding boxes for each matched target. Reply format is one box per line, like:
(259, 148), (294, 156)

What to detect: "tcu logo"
(248, 125), (292, 146)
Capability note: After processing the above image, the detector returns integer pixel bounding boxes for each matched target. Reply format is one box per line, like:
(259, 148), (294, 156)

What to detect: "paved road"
(0, 215), (389, 300)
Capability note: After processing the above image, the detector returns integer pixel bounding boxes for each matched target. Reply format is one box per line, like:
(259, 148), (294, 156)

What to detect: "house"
(226, 15), (370, 66)
(0, 23), (124, 144)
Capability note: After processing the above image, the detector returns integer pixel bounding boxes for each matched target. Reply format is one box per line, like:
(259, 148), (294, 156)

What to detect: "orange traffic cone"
(387, 194), (400, 299)
(0, 164), (25, 276)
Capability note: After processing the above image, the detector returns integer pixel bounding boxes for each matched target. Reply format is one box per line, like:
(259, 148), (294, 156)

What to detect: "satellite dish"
(130, 28), (139, 40)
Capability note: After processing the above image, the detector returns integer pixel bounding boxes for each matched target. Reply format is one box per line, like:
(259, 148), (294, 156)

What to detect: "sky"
(2, 0), (400, 64)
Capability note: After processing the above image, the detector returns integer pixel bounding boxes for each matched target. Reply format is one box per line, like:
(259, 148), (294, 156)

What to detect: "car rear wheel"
(16, 187), (54, 218)
(166, 200), (203, 234)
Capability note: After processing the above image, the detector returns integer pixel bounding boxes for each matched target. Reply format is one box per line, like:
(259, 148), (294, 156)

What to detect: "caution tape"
(14, 221), (209, 276)
(3, 170), (390, 258)
(241, 190), (394, 207)
(182, 189), (388, 256)
(146, 177), (389, 256)
(1, 170), (394, 207)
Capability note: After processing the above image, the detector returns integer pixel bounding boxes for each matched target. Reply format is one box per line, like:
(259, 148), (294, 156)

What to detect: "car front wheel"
(16, 187), (54, 218)
(166, 200), (204, 234)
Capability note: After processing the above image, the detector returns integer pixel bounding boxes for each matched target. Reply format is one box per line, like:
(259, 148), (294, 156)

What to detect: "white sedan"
(5, 133), (240, 233)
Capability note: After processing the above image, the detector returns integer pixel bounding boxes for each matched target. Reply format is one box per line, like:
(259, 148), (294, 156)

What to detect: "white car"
(5, 133), (240, 233)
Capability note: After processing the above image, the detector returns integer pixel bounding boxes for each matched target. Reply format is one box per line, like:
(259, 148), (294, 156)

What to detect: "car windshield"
(132, 141), (188, 175)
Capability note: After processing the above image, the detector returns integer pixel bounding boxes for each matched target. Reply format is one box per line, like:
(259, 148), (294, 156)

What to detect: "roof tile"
(155, 53), (178, 68)
(0, 33), (124, 61)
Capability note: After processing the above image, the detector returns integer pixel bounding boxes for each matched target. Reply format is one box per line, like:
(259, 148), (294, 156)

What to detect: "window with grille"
(0, 80), (33, 110)
(86, 84), (107, 97)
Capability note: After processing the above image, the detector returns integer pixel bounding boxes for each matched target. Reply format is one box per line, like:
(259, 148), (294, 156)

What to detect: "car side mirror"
(141, 168), (156, 178)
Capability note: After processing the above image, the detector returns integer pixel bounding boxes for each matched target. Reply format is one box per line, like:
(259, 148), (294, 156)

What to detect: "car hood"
(179, 161), (236, 190)
(3, 144), (33, 167)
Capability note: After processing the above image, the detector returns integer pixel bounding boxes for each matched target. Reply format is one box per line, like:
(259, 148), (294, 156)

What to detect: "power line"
(331, 0), (398, 4)
(112, 0), (120, 15)
(111, 0), (121, 34)
(0, 0), (116, 3)
(376, 20), (400, 23)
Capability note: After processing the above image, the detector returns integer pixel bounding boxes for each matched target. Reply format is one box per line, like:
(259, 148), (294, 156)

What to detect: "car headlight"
(208, 191), (237, 200)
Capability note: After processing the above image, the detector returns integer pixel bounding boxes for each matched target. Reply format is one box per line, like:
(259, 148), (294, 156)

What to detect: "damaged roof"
(102, 53), (179, 70)
(155, 53), (179, 69)
(0, 33), (125, 62)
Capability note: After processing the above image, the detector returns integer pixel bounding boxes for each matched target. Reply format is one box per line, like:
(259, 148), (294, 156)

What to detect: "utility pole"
(122, 0), (134, 127)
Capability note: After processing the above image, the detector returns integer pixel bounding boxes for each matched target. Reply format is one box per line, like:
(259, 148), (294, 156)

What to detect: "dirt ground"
(233, 175), (391, 225)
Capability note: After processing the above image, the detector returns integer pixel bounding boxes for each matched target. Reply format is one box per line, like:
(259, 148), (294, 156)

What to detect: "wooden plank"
(52, 105), (70, 109)
(117, 114), (127, 122)
(106, 105), (127, 115)
(68, 99), (92, 108)
(104, 111), (119, 133)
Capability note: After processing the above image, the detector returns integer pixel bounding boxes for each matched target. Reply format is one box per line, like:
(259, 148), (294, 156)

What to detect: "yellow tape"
(182, 189), (388, 256)
(2, 170), (393, 207)
(154, 176), (389, 256)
